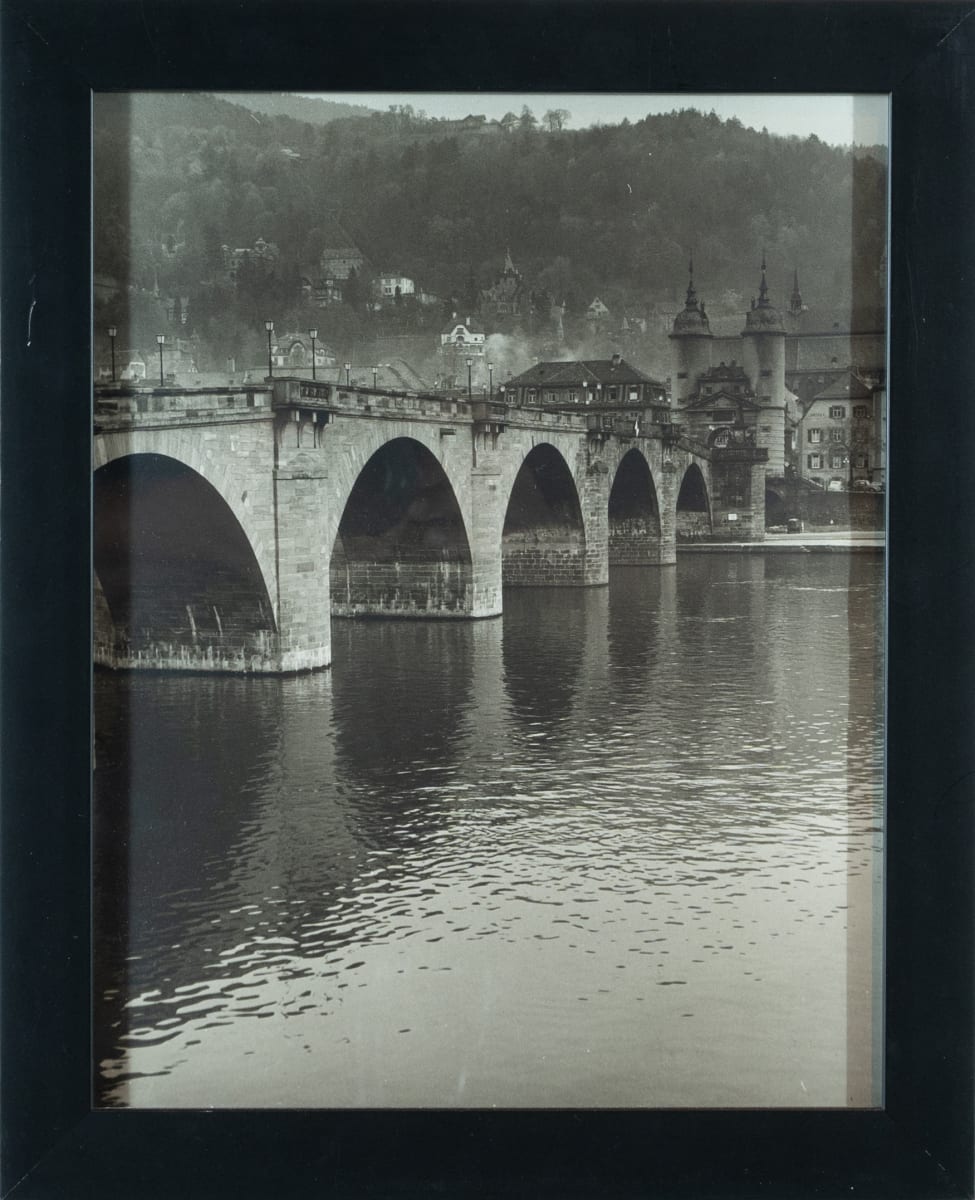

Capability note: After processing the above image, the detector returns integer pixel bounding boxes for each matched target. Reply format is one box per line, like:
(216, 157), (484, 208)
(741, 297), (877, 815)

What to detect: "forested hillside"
(94, 92), (887, 376)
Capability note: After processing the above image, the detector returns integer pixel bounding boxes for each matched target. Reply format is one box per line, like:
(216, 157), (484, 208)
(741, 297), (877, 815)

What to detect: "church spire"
(504, 247), (516, 274)
(790, 267), (803, 314)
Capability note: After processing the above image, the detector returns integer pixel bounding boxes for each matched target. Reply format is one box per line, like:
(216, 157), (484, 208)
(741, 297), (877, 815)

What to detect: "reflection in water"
(94, 556), (884, 1109)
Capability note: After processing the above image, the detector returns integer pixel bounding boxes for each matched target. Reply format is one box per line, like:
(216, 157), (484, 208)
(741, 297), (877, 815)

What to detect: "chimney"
(611, 353), (621, 368)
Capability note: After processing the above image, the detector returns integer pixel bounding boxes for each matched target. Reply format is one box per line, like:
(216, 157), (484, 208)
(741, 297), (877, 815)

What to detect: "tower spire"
(685, 253), (697, 306)
(791, 267), (803, 314)
(758, 251), (770, 306)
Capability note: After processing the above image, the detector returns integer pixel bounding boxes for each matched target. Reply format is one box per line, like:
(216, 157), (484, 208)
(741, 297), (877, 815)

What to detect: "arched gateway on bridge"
(92, 378), (765, 672)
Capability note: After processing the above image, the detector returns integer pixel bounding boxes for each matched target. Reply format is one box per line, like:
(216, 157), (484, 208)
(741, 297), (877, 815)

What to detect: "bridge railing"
(94, 384), (272, 418)
(271, 377), (469, 421)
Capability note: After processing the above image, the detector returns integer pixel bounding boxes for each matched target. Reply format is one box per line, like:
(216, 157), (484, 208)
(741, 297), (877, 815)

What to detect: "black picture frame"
(3, 2), (973, 1196)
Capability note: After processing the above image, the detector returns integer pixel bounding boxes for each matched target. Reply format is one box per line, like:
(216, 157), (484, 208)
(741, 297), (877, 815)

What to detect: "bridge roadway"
(93, 377), (767, 672)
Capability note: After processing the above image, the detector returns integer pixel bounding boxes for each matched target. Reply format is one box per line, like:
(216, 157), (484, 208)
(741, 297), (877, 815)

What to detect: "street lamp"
(264, 320), (274, 378)
(156, 334), (165, 386)
(466, 357), (473, 402)
(309, 328), (318, 381)
(372, 365), (378, 389)
(488, 362), (494, 402)
(344, 362), (351, 386)
(108, 325), (117, 382)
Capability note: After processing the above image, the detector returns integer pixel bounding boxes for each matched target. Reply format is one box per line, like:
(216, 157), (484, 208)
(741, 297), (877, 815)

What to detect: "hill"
(211, 93), (375, 126)
(93, 92), (887, 377)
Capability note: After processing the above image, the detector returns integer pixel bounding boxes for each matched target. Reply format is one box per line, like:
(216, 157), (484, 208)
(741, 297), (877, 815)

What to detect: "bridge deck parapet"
(95, 383), (272, 424)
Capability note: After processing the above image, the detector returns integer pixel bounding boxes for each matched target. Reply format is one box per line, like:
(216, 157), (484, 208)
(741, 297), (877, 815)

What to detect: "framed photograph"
(3, 1), (973, 1197)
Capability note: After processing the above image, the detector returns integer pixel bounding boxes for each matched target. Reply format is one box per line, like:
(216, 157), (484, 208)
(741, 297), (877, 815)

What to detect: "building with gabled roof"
(797, 369), (884, 491)
(480, 249), (525, 321)
(439, 314), (487, 390)
(502, 354), (667, 409)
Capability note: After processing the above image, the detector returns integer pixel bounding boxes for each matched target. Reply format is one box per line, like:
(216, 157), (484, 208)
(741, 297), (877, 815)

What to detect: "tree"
(543, 109), (570, 132)
(518, 106), (537, 132)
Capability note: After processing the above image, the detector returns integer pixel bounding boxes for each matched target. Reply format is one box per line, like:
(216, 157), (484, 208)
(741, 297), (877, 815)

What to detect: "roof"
(440, 316), (484, 335)
(808, 370), (875, 403)
(506, 358), (665, 388)
(671, 298), (712, 337)
(787, 331), (886, 372)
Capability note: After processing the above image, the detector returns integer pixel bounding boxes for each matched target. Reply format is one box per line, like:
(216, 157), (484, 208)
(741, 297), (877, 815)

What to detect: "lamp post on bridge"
(466, 357), (473, 402)
(344, 362), (351, 387)
(108, 326), (117, 382)
(264, 320), (274, 379)
(156, 334), (165, 386)
(372, 365), (378, 390)
(488, 361), (494, 403)
(309, 328), (318, 381)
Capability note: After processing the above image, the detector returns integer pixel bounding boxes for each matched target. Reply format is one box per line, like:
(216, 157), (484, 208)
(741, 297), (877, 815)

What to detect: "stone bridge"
(93, 377), (767, 672)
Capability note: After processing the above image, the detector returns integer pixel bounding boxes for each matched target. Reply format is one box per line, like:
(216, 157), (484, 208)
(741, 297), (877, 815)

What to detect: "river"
(93, 554), (884, 1109)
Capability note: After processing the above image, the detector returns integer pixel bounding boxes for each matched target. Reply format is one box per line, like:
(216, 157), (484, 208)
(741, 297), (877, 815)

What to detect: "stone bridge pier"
(92, 379), (766, 674)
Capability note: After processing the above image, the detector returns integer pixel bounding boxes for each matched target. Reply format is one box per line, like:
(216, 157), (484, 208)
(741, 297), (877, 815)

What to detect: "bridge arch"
(94, 453), (277, 670)
(608, 448), (662, 565)
(676, 461), (713, 541)
(330, 436), (474, 616)
(502, 442), (587, 586)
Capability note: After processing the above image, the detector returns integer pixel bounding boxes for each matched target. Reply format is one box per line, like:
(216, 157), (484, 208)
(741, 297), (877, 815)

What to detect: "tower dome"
(671, 258), (712, 337)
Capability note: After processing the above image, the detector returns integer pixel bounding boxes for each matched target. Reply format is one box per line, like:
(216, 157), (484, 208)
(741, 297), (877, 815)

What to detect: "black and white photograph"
(92, 90), (888, 1111)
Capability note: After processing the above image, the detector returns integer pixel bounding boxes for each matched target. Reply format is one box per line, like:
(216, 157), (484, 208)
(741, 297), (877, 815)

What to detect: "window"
(569, 392), (578, 404)
(608, 387), (618, 401)
(807, 429), (822, 443)
(853, 405), (869, 419)
(704, 385), (713, 394)
(829, 405), (846, 419)
(629, 388), (639, 401)
(830, 455), (845, 469)
(527, 388), (537, 402)
(829, 428), (845, 442)
(855, 453), (869, 468)
(808, 454), (823, 469)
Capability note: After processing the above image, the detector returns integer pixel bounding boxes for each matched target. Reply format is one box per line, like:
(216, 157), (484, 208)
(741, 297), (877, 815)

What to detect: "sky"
(306, 93), (889, 148)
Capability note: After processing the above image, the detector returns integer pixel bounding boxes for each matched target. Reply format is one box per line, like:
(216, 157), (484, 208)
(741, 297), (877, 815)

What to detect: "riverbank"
(680, 531), (885, 554)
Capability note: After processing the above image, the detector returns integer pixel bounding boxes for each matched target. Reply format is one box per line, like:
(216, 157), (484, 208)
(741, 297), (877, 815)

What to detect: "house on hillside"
(270, 333), (336, 372)
(223, 237), (279, 286)
(376, 272), (416, 303)
(480, 249), (525, 321)
(318, 219), (367, 281)
(439, 314), (487, 389)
